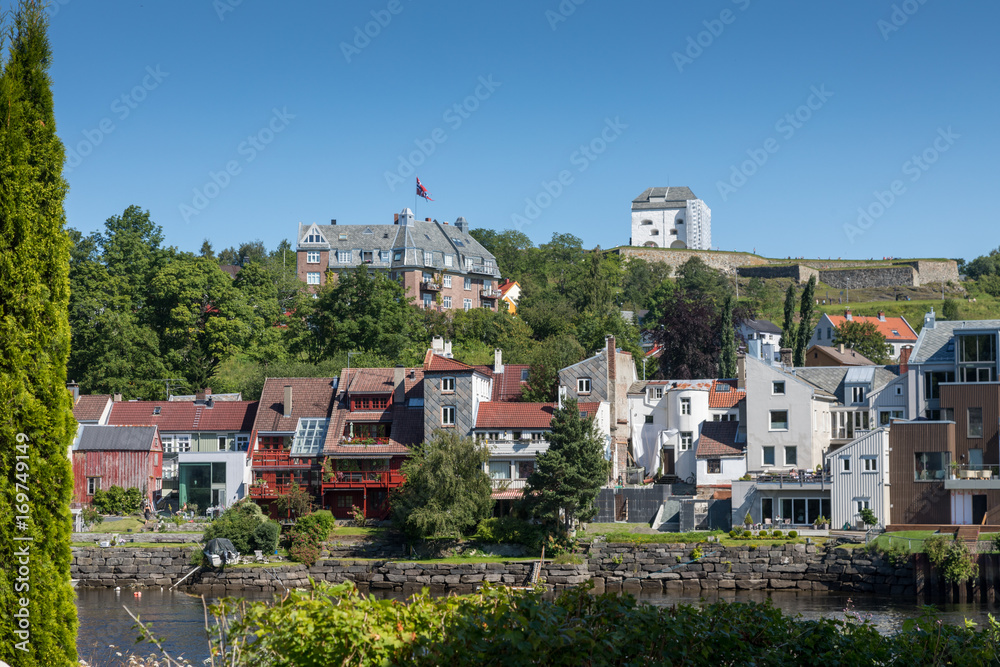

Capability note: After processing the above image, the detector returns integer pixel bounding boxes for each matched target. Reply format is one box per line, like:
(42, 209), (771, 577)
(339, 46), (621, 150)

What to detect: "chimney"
(557, 385), (567, 410)
(494, 348), (504, 374)
(425, 217), (432, 222)
(877, 311), (885, 322)
(67, 381), (80, 403)
(779, 347), (793, 367)
(394, 365), (406, 404)
(606, 336), (617, 434)
(736, 354), (746, 389)
(838, 343), (845, 355)
(899, 345), (913, 374)
(195, 389), (206, 402)
(924, 308), (936, 330)
(113, 393), (123, 403)
(206, 397), (214, 409)
(394, 213), (399, 223)
(454, 216), (467, 233)
(400, 208), (415, 227)
(283, 385), (293, 418)
(845, 308), (853, 321)
(330, 219), (337, 225)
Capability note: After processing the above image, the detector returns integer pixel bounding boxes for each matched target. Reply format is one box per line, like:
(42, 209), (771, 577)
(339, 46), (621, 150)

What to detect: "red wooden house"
(72, 425), (163, 506)
(321, 366), (424, 520)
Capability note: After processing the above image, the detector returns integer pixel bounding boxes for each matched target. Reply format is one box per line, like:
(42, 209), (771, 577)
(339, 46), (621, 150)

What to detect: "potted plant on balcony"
(814, 515), (829, 530)
(744, 511), (753, 529)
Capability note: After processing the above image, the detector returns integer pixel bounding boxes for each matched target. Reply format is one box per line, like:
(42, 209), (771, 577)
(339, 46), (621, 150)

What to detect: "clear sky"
(45, 1), (999, 261)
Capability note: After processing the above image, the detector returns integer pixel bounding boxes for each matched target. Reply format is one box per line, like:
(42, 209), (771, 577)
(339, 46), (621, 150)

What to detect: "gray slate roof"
(910, 319), (1000, 365)
(297, 212), (498, 277)
(77, 425), (158, 451)
(743, 318), (782, 335)
(631, 187), (697, 210)
(792, 366), (898, 403)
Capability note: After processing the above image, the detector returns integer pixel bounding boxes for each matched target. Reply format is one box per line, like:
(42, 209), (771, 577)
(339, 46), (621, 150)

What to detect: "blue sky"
(46, 1), (999, 261)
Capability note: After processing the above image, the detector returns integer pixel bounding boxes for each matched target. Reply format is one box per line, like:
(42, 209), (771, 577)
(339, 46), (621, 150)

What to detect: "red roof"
(498, 280), (519, 296)
(323, 367), (425, 456)
(475, 401), (600, 429)
(253, 378), (336, 434)
(491, 364), (531, 401)
(826, 313), (917, 342)
(109, 400), (258, 432)
(73, 394), (111, 422)
(492, 489), (523, 500)
(708, 380), (745, 409)
(695, 421), (744, 458)
(348, 368), (396, 394)
(422, 350), (476, 373)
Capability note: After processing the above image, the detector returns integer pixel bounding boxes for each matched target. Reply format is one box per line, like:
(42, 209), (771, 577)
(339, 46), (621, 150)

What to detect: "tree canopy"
(832, 321), (890, 364)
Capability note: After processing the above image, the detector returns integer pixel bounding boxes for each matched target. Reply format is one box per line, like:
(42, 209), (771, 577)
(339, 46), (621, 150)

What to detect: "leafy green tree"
(273, 482), (312, 519)
(964, 247), (1000, 280)
(832, 321), (890, 364)
(780, 283), (796, 350)
(650, 290), (719, 379)
(521, 334), (585, 402)
(450, 307), (534, 362)
(233, 261), (286, 362)
(147, 256), (253, 389)
(942, 299), (960, 321)
(0, 4), (78, 663)
(305, 267), (416, 362)
(96, 205), (169, 310)
(676, 256), (730, 303)
(516, 286), (578, 341)
(793, 276), (817, 367)
(575, 250), (622, 314)
(392, 431), (493, 539)
(642, 277), (677, 327)
(743, 276), (782, 322)
(574, 310), (642, 361)
(199, 239), (216, 260)
(621, 257), (673, 311)
(469, 228), (535, 280)
(719, 294), (737, 379)
(521, 399), (608, 534)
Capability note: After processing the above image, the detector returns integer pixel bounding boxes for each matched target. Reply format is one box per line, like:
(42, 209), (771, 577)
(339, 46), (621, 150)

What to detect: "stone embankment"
(71, 542), (917, 598)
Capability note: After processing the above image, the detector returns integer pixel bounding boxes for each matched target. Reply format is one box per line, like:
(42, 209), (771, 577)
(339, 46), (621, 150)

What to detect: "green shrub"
(728, 530), (738, 539)
(91, 485), (143, 515)
(202, 501), (280, 555)
(252, 520), (281, 554)
(287, 510), (337, 565)
(743, 530), (752, 538)
(81, 506), (103, 528)
(474, 517), (544, 550)
(788, 530), (798, 538)
(690, 546), (703, 560)
(772, 529), (782, 538)
(925, 536), (978, 585)
(288, 532), (321, 566)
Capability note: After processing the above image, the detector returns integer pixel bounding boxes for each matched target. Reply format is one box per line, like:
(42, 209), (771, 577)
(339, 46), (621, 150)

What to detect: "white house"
(630, 187), (712, 250)
(826, 428), (890, 530)
(808, 309), (917, 361)
(695, 420), (747, 488)
(738, 318), (783, 348)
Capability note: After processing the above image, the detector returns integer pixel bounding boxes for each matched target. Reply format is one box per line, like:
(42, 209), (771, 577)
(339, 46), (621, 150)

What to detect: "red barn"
(73, 425), (163, 506)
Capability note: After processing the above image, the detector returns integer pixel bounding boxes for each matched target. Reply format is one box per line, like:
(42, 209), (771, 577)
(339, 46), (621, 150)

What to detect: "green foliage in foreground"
(196, 582), (1000, 666)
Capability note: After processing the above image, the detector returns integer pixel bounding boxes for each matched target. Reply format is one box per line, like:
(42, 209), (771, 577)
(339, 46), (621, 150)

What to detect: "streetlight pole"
(346, 351), (359, 438)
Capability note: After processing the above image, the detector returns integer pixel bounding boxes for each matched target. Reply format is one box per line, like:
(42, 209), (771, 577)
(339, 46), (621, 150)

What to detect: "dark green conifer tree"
(719, 294), (737, 379)
(794, 276), (817, 367)
(780, 283), (796, 351)
(0, 3), (79, 664)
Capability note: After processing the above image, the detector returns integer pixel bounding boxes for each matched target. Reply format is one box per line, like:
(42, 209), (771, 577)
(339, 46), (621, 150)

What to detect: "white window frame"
(840, 456), (851, 473)
(87, 477), (100, 495)
(235, 435), (249, 451)
(862, 456), (878, 472)
(464, 277), (472, 290)
(852, 386), (866, 404)
(649, 386), (663, 400)
(443, 275), (452, 288)
(489, 460), (511, 479)
(442, 405), (456, 426)
(422, 293), (433, 308)
(463, 298), (472, 311)
(769, 410), (789, 431)
(424, 251), (433, 265)
(175, 434), (191, 453)
(444, 254), (454, 267)
(218, 436), (228, 451)
(442, 377), (456, 393)
(306, 272), (321, 285)
(679, 432), (693, 451)
(306, 251), (320, 264)
(680, 398), (691, 415)
(443, 296), (452, 309)
(337, 250), (351, 263)
(578, 378), (592, 394)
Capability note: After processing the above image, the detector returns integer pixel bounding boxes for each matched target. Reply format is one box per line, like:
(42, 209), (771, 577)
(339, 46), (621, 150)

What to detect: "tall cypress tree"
(719, 293), (737, 379)
(0, 3), (79, 665)
(780, 283), (796, 351)
(794, 276), (817, 367)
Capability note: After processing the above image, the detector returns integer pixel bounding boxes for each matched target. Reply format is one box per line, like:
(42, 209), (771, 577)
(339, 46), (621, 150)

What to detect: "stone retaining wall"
(738, 265), (819, 284)
(72, 532), (203, 544)
(818, 267), (918, 289)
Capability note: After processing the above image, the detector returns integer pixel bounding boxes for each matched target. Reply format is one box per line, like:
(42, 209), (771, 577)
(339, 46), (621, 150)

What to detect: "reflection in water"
(75, 586), (1000, 665)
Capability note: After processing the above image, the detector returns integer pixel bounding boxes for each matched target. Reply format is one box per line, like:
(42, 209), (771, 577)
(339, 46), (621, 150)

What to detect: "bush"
(288, 532), (321, 566)
(728, 530), (738, 539)
(202, 501), (280, 555)
(474, 517), (544, 549)
(772, 529), (782, 538)
(287, 510), (337, 565)
(91, 485), (143, 515)
(743, 530), (752, 538)
(925, 535), (977, 585)
(788, 530), (798, 538)
(81, 506), (103, 528)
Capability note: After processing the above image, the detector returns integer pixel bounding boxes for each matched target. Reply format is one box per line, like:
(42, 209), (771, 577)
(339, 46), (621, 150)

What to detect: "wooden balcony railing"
(490, 478), (528, 490)
(252, 451), (314, 468)
(249, 483), (293, 498)
(322, 470), (404, 487)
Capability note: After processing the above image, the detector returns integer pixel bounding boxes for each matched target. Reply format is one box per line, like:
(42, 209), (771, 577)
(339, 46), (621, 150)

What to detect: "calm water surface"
(75, 586), (1000, 666)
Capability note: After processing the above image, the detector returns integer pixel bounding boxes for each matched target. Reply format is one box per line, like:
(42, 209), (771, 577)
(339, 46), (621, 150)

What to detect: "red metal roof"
(695, 421), (744, 458)
(109, 400), (258, 432)
(826, 314), (917, 342)
(708, 380), (746, 409)
(73, 394), (111, 422)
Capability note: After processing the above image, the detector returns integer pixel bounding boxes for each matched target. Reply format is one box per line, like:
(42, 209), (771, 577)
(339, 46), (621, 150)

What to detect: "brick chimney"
(780, 347), (793, 367)
(283, 385), (293, 418)
(877, 311), (886, 322)
(899, 345), (913, 374)
(394, 366), (406, 404)
(845, 308), (853, 322)
(736, 354), (746, 390)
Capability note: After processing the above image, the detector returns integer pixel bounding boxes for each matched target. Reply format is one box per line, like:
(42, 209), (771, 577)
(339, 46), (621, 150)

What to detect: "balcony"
(420, 279), (442, 292)
(481, 287), (500, 299)
(490, 478), (527, 490)
(750, 470), (832, 490)
(468, 264), (500, 277)
(321, 470), (404, 488)
(945, 464), (1000, 490)
(249, 483), (294, 498)
(252, 450), (314, 469)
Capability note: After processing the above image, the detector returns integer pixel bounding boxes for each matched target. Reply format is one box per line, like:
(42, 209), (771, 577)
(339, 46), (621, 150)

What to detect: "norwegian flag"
(416, 177), (434, 201)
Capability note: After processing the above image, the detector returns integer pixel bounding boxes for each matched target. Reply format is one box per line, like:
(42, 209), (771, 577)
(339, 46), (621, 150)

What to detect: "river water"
(75, 587), (1000, 666)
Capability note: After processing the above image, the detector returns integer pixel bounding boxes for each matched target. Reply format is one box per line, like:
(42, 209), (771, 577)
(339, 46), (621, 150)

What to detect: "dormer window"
(442, 377), (456, 393)
(851, 386), (866, 404)
(305, 229), (325, 243)
(578, 378), (592, 394)
(393, 250), (403, 262)
(338, 232), (348, 241)
(521, 369), (529, 381)
(153, 406), (161, 415)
